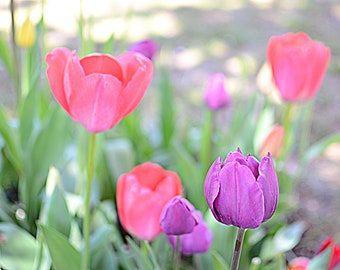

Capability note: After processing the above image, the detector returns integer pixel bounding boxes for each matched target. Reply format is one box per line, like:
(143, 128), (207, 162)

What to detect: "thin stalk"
(10, 0), (20, 105)
(82, 133), (97, 270)
(200, 109), (213, 174)
(230, 228), (246, 270)
(174, 236), (181, 270)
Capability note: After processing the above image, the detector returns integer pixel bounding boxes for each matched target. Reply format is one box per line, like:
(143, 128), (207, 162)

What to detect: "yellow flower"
(16, 17), (36, 48)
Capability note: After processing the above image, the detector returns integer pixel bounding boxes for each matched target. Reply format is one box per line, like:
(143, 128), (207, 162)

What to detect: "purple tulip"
(204, 73), (231, 110)
(204, 149), (279, 229)
(128, 39), (158, 60)
(167, 211), (213, 255)
(160, 196), (198, 235)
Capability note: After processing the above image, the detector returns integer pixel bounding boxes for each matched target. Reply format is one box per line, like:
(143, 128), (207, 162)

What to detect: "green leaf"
(211, 250), (230, 270)
(102, 34), (115, 54)
(253, 105), (274, 154)
(0, 223), (38, 270)
(126, 237), (154, 270)
(40, 224), (81, 270)
(0, 34), (14, 77)
(308, 246), (331, 270)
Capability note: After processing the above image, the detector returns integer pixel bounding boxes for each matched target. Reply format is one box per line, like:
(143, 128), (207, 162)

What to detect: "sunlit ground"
(1, 0), (340, 255)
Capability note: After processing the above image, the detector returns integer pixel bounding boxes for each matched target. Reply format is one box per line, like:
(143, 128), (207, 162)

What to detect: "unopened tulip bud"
(16, 17), (36, 48)
(259, 125), (285, 158)
(204, 73), (231, 110)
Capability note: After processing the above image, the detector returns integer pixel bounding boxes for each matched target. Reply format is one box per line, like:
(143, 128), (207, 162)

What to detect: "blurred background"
(1, 0), (340, 258)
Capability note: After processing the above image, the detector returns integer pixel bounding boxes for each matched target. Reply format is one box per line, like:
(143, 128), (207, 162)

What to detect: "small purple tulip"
(128, 39), (158, 60)
(204, 149), (279, 229)
(160, 196), (198, 235)
(204, 73), (231, 110)
(167, 211), (213, 255)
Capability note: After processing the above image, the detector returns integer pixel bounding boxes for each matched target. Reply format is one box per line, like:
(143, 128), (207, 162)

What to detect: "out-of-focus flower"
(16, 17), (36, 48)
(160, 196), (198, 235)
(46, 48), (153, 133)
(259, 125), (285, 158)
(128, 39), (158, 60)
(116, 162), (182, 241)
(167, 211), (213, 255)
(267, 32), (330, 102)
(317, 238), (340, 270)
(204, 73), (231, 110)
(204, 149), (279, 229)
(288, 257), (310, 270)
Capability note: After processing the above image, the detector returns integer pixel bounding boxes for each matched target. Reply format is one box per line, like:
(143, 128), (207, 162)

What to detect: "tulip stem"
(230, 228), (246, 270)
(82, 133), (97, 270)
(174, 236), (181, 270)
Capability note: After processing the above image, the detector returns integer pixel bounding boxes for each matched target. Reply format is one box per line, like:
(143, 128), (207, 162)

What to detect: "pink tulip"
(204, 73), (231, 110)
(267, 32), (330, 102)
(117, 162), (182, 241)
(46, 47), (153, 133)
(128, 39), (158, 60)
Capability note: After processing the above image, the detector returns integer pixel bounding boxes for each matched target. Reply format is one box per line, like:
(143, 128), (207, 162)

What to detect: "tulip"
(288, 257), (310, 270)
(204, 73), (231, 110)
(166, 211), (213, 255)
(16, 17), (36, 48)
(117, 162), (182, 241)
(128, 39), (158, 60)
(267, 32), (330, 102)
(317, 238), (340, 270)
(46, 48), (153, 133)
(160, 196), (198, 235)
(204, 149), (279, 229)
(259, 125), (285, 158)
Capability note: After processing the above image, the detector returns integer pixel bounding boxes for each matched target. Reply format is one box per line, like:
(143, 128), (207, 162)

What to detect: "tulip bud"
(267, 32), (330, 102)
(204, 73), (231, 110)
(160, 196), (198, 235)
(204, 149), (279, 229)
(259, 125), (285, 158)
(16, 17), (36, 48)
(288, 257), (310, 270)
(316, 238), (340, 269)
(128, 39), (158, 60)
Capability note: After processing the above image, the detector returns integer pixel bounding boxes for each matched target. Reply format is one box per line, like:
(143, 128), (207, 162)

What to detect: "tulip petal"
(46, 47), (73, 114)
(216, 162), (265, 228)
(117, 52), (153, 118)
(204, 157), (223, 220)
(80, 54), (124, 80)
(257, 153), (279, 222)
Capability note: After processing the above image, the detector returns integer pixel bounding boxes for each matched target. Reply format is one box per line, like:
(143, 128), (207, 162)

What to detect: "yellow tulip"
(16, 17), (36, 48)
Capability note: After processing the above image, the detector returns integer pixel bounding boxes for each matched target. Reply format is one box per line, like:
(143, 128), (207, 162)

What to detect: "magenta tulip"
(204, 149), (279, 229)
(46, 47), (153, 133)
(167, 211), (213, 255)
(160, 196), (198, 235)
(267, 32), (330, 102)
(128, 39), (158, 60)
(204, 73), (231, 110)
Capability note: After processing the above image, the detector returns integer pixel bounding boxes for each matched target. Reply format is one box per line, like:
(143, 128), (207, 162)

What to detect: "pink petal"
(46, 47), (73, 113)
(117, 52), (153, 118)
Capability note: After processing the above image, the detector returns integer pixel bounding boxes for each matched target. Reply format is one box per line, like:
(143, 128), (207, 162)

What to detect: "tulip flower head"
(259, 125), (285, 158)
(117, 162), (182, 241)
(160, 196), (198, 235)
(317, 238), (340, 270)
(204, 149), (279, 229)
(166, 210), (213, 255)
(46, 48), (153, 133)
(288, 257), (310, 270)
(128, 39), (158, 60)
(16, 17), (36, 48)
(267, 32), (330, 102)
(204, 73), (231, 110)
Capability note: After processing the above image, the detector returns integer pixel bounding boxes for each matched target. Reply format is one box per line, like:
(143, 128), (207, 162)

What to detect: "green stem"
(298, 101), (313, 164)
(230, 228), (246, 270)
(200, 109), (213, 174)
(82, 133), (97, 270)
(10, 0), (20, 105)
(174, 236), (181, 270)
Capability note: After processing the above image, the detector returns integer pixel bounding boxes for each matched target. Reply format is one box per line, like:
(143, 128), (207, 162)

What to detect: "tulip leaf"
(40, 224), (81, 270)
(253, 105), (274, 154)
(308, 246), (331, 270)
(0, 34), (14, 77)
(0, 223), (38, 270)
(126, 237), (154, 270)
(211, 250), (230, 270)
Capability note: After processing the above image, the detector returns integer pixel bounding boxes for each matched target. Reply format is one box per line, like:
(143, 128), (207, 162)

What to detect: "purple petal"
(257, 153), (279, 222)
(214, 162), (265, 228)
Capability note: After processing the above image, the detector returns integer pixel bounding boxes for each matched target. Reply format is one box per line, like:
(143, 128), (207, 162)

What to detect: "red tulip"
(46, 47), (153, 133)
(317, 238), (340, 269)
(267, 32), (330, 102)
(117, 162), (182, 241)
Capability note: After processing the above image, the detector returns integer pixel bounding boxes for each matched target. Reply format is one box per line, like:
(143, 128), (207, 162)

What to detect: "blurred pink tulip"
(128, 39), (158, 60)
(259, 125), (285, 158)
(267, 32), (330, 102)
(46, 47), (153, 133)
(204, 73), (231, 110)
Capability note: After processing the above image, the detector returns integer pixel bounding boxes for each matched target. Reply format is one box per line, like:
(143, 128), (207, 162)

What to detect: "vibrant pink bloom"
(288, 257), (310, 270)
(259, 125), (285, 158)
(167, 211), (213, 255)
(204, 149), (279, 229)
(46, 47), (153, 133)
(128, 39), (158, 60)
(204, 73), (231, 110)
(317, 238), (340, 269)
(116, 162), (182, 241)
(267, 32), (330, 102)
(160, 196), (198, 235)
